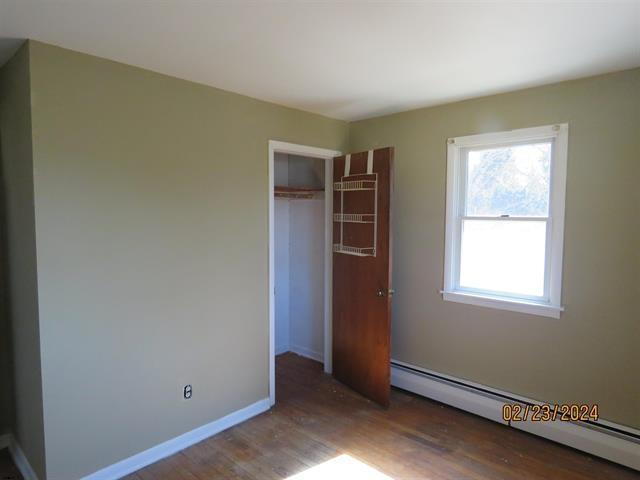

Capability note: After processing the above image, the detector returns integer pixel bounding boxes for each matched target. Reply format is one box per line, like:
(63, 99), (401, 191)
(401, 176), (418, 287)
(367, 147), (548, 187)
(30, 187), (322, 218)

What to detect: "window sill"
(441, 290), (563, 319)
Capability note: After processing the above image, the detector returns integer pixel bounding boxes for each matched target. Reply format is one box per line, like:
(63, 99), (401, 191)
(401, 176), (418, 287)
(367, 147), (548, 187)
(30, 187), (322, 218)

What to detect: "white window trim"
(442, 124), (568, 319)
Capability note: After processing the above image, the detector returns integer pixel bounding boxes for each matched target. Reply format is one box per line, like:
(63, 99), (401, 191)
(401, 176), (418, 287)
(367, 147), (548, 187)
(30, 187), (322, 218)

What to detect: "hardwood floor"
(0, 448), (23, 480)
(125, 353), (638, 479)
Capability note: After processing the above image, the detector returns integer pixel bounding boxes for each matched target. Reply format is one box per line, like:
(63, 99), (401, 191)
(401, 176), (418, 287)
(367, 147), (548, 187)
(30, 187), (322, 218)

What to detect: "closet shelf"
(333, 244), (376, 257)
(333, 180), (376, 191)
(333, 213), (375, 224)
(275, 185), (323, 199)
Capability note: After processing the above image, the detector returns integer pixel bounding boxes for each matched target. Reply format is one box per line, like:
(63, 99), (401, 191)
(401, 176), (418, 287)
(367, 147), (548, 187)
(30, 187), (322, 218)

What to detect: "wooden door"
(332, 147), (393, 407)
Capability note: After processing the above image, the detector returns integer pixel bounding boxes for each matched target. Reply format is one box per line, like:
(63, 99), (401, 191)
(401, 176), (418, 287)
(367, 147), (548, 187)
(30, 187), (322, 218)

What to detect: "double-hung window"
(442, 124), (568, 318)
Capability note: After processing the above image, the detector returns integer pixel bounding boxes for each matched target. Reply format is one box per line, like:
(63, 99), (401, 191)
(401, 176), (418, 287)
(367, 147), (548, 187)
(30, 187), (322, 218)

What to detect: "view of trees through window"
(466, 142), (551, 217)
(460, 141), (552, 297)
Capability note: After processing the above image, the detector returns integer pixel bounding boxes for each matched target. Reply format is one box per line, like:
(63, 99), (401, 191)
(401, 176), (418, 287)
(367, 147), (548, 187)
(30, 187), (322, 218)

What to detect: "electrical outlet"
(183, 384), (192, 399)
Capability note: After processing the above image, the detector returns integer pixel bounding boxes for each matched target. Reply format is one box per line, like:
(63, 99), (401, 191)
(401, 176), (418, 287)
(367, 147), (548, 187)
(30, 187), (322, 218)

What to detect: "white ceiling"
(1, 1), (639, 121)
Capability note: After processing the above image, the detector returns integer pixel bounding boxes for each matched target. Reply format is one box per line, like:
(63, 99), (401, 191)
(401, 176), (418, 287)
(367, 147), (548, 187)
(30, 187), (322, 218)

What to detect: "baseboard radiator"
(391, 360), (640, 471)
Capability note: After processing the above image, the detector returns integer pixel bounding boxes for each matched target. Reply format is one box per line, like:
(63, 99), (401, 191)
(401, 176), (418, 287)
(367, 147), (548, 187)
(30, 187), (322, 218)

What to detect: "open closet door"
(332, 147), (393, 407)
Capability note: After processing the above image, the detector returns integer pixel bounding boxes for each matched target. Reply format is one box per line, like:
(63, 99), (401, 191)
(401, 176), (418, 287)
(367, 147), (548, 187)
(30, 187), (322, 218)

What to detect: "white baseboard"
(81, 397), (271, 480)
(290, 344), (324, 363)
(391, 361), (640, 471)
(510, 415), (640, 471)
(391, 361), (508, 425)
(7, 436), (39, 480)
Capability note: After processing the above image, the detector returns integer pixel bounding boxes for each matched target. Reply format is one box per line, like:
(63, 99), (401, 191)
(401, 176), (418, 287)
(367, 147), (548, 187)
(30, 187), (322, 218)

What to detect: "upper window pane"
(465, 142), (551, 217)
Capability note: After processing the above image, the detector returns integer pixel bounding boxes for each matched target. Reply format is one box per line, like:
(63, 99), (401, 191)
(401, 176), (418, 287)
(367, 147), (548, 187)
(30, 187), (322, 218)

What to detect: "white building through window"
(443, 124), (568, 318)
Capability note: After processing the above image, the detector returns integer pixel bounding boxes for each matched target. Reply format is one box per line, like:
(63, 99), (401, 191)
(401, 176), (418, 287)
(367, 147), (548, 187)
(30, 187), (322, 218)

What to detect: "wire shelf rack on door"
(333, 213), (375, 224)
(333, 173), (378, 257)
(332, 245), (376, 257)
(333, 180), (376, 191)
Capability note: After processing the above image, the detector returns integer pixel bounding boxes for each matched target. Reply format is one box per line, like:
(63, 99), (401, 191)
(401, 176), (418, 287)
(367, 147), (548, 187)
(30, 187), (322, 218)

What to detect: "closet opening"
(268, 141), (341, 405)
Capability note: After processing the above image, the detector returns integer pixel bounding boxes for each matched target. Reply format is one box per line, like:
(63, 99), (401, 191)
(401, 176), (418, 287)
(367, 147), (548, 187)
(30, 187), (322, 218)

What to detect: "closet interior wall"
(274, 153), (325, 362)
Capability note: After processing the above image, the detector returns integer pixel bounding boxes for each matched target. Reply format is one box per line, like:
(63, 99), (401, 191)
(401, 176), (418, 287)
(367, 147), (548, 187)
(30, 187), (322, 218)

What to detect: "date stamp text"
(502, 403), (599, 422)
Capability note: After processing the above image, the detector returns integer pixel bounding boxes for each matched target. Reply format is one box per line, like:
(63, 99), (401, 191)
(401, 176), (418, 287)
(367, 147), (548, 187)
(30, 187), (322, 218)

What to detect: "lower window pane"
(460, 220), (546, 297)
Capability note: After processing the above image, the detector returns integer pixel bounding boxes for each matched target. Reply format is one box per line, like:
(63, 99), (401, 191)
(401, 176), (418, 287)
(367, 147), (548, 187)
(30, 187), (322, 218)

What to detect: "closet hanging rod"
(274, 185), (324, 199)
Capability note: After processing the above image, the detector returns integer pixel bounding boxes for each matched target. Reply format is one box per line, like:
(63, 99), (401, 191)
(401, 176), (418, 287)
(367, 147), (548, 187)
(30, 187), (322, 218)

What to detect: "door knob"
(376, 288), (395, 297)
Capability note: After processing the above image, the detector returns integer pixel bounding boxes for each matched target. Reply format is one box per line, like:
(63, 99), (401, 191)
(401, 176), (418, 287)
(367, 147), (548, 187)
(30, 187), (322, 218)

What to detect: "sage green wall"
(7, 39), (639, 479)
(0, 237), (13, 436)
(0, 283), (9, 437)
(349, 68), (640, 429)
(0, 205), (12, 438)
(27, 41), (347, 479)
(0, 43), (46, 479)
